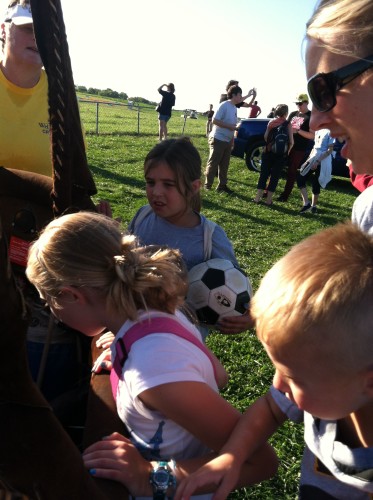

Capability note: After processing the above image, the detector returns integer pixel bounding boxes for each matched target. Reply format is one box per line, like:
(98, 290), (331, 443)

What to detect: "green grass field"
(82, 103), (357, 499)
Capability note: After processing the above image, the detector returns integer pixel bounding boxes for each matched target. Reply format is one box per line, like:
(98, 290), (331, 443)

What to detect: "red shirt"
(349, 164), (373, 192)
(249, 104), (261, 118)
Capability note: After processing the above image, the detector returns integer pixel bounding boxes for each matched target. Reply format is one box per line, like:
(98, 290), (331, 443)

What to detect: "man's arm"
(212, 117), (236, 131)
(294, 128), (315, 140)
(240, 88), (257, 108)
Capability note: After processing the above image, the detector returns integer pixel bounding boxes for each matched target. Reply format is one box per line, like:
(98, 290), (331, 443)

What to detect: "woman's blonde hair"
(252, 222), (373, 369)
(26, 212), (188, 320)
(306, 0), (373, 57)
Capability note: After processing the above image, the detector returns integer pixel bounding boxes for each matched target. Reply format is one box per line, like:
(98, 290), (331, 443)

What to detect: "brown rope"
(30, 0), (97, 216)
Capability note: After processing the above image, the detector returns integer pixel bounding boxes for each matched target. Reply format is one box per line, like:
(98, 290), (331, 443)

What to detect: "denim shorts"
(159, 114), (171, 122)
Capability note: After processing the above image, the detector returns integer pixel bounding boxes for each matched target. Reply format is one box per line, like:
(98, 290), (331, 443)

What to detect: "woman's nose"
(309, 106), (331, 132)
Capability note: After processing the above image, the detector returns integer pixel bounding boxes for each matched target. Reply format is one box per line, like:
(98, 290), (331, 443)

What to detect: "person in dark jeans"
(277, 93), (314, 202)
(253, 104), (293, 206)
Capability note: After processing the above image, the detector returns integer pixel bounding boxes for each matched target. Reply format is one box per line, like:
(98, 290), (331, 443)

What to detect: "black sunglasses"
(307, 54), (373, 112)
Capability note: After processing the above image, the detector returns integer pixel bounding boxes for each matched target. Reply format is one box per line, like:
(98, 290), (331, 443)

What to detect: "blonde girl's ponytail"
(27, 212), (188, 321)
(110, 237), (188, 319)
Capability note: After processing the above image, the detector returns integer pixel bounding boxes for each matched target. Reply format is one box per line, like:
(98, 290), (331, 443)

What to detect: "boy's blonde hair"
(252, 222), (373, 369)
(306, 0), (373, 57)
(26, 212), (188, 320)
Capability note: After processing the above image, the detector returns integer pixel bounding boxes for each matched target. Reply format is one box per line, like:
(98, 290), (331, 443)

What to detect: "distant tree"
(129, 96), (155, 105)
(100, 88), (120, 99)
(77, 87), (123, 98)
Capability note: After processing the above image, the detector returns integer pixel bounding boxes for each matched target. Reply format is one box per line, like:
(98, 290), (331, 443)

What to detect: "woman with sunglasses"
(306, 0), (373, 176)
(307, 0), (373, 238)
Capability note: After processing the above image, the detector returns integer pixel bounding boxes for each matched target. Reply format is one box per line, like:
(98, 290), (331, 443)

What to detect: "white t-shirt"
(210, 100), (237, 142)
(112, 309), (218, 500)
(352, 185), (373, 236)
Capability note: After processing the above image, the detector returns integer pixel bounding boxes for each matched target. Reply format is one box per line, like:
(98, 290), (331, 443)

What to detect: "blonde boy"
(176, 222), (373, 500)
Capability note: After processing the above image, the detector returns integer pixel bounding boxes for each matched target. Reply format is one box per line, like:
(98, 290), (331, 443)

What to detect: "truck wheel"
(245, 140), (266, 172)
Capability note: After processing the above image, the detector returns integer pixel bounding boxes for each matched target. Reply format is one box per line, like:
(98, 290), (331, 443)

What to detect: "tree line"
(75, 86), (156, 106)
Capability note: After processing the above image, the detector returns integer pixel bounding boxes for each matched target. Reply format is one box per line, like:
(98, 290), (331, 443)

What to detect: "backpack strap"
(132, 206), (216, 262)
(110, 316), (218, 400)
(203, 218), (216, 261)
(131, 204), (153, 232)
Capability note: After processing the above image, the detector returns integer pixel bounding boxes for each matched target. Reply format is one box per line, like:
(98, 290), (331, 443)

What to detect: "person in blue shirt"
(129, 137), (253, 336)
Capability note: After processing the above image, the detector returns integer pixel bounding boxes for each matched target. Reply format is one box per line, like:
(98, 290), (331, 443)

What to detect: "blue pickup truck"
(231, 118), (269, 172)
(231, 118), (348, 177)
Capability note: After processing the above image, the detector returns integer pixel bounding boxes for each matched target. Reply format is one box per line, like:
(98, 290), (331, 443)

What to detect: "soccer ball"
(186, 258), (253, 326)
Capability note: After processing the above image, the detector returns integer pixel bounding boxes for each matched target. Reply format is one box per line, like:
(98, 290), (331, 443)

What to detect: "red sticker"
(9, 236), (32, 267)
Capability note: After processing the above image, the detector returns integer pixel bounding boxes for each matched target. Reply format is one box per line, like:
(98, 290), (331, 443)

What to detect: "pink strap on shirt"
(110, 316), (218, 400)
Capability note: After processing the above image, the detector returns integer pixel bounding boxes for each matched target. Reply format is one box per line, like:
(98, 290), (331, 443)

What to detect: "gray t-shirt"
(271, 386), (373, 499)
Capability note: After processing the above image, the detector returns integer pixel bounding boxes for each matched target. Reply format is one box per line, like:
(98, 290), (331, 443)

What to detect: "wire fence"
(78, 98), (205, 137)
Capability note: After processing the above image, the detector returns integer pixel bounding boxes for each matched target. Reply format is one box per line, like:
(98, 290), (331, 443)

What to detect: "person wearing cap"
(277, 93), (315, 202)
(0, 0), (52, 176)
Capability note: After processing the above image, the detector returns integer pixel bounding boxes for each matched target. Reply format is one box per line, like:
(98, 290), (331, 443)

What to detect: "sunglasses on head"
(307, 54), (373, 112)
(296, 102), (304, 106)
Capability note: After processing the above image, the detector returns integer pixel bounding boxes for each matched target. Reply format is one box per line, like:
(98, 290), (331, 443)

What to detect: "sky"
(3, 0), (317, 118)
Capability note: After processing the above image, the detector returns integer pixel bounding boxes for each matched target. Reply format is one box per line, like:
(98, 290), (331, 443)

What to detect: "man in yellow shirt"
(0, 1), (51, 176)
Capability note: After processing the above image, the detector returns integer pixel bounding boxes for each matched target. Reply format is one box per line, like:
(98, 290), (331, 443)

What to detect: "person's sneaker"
(299, 203), (311, 213)
(277, 194), (287, 202)
(216, 185), (234, 194)
(311, 205), (317, 214)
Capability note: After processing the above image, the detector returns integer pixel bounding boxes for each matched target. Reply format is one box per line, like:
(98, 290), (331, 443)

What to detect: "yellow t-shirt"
(0, 66), (52, 177)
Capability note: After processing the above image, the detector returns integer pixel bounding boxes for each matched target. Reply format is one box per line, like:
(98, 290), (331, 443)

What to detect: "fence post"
(95, 102), (99, 135)
(137, 105), (140, 135)
(182, 109), (188, 135)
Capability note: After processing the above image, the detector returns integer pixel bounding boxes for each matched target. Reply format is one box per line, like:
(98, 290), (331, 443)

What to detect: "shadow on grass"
(202, 196), (296, 226)
(297, 210), (349, 226)
(86, 131), (158, 137)
(89, 163), (145, 194)
(329, 176), (357, 194)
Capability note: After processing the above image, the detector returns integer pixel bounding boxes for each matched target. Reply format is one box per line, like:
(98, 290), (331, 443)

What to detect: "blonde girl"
(26, 211), (277, 500)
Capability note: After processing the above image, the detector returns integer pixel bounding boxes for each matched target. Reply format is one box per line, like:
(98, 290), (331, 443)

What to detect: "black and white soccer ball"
(186, 258), (253, 326)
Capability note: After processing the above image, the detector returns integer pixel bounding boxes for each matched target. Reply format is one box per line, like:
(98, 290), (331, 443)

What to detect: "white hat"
(4, 4), (33, 25)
